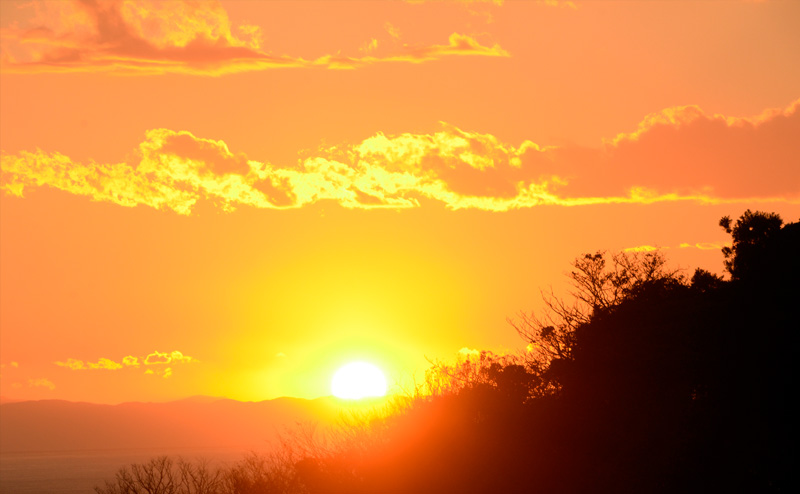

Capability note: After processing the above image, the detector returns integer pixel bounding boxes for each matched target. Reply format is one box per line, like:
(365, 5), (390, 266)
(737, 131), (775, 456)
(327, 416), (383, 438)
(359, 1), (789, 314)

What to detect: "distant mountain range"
(0, 396), (388, 453)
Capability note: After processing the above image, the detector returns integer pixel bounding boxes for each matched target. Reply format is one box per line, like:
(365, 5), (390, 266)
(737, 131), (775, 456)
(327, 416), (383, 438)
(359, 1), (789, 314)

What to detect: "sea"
(0, 447), (247, 494)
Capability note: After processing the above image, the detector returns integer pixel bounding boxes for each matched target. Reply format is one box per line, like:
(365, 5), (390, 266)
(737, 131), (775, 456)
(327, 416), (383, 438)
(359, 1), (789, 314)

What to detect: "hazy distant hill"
(0, 396), (367, 453)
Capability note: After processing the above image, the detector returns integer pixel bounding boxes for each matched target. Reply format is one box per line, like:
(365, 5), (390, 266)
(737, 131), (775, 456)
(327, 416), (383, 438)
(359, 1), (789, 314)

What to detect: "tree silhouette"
(96, 211), (798, 494)
(720, 209), (784, 281)
(550, 211), (799, 493)
(511, 250), (681, 395)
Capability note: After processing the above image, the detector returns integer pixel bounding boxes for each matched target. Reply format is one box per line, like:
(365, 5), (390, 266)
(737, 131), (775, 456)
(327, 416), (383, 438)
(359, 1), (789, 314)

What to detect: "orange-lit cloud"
(679, 242), (728, 251)
(385, 22), (401, 40)
(3, 100), (798, 213)
(144, 367), (172, 378)
(622, 245), (661, 253)
(523, 99), (800, 200)
(144, 351), (171, 365)
(17, 378), (56, 390)
(0, 1), (507, 76)
(623, 242), (731, 253)
(0, 362), (20, 381)
(55, 357), (123, 370)
(144, 350), (195, 365)
(54, 351), (195, 376)
(149, 350), (194, 364)
(528, 1), (577, 9)
(318, 33), (508, 70)
(359, 38), (379, 55)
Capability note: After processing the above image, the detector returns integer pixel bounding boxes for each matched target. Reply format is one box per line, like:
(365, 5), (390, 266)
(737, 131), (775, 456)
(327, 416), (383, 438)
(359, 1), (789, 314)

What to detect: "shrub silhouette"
(93, 449), (308, 494)
(94, 456), (224, 494)
(97, 211), (798, 494)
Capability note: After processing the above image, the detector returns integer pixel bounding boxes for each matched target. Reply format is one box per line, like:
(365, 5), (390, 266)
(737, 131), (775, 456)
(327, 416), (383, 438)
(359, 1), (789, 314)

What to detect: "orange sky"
(1, 0), (798, 404)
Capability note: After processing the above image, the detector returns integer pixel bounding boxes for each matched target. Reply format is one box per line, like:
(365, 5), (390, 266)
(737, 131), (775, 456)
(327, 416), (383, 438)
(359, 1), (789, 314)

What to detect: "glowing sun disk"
(331, 362), (387, 399)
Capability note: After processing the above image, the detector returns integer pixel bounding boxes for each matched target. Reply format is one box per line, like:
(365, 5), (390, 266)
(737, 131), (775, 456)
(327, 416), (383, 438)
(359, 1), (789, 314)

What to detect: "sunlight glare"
(331, 362), (388, 399)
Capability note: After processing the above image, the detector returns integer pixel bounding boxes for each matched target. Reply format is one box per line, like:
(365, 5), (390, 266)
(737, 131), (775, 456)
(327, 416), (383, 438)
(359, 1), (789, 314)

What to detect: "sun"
(331, 362), (388, 399)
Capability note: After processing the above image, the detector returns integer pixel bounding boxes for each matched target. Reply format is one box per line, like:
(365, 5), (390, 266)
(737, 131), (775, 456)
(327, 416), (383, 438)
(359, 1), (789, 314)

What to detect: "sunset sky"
(1, 0), (798, 404)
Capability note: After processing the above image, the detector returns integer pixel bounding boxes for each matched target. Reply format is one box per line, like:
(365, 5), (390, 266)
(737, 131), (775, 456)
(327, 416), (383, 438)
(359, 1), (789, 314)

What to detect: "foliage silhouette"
(97, 210), (798, 494)
(720, 209), (784, 281)
(510, 249), (680, 396)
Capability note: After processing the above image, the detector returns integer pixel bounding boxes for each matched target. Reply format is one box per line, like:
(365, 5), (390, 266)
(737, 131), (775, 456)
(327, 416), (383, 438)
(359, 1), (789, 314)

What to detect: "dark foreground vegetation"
(97, 210), (798, 494)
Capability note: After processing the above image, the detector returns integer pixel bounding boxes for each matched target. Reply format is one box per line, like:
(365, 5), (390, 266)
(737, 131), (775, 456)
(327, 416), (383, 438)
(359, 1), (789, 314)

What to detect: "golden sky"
(1, 0), (798, 403)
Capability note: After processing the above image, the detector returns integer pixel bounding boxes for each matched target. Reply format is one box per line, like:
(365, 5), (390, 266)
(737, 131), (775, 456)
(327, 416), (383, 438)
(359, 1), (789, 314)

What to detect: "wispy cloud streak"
(0, 1), (508, 76)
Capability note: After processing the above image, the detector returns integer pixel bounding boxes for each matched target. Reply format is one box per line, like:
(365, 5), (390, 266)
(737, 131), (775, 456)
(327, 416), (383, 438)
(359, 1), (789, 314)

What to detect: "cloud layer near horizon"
(2, 100), (798, 213)
(54, 351), (196, 379)
(0, 0), (508, 75)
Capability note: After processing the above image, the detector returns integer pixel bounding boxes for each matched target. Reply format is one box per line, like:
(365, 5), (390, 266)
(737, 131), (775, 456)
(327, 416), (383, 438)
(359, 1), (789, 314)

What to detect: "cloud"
(0, 361), (20, 380)
(55, 358), (89, 370)
(144, 351), (172, 365)
(309, 33), (508, 70)
(91, 358), (123, 370)
(622, 245), (661, 253)
(3, 100), (798, 213)
(168, 351), (195, 364)
(622, 241), (731, 253)
(54, 351), (195, 376)
(0, 1), (507, 76)
(577, 100), (800, 200)
(144, 350), (197, 365)
(542, 0), (577, 8)
(679, 242), (728, 251)
(360, 38), (379, 55)
(55, 357), (122, 370)
(11, 377), (57, 390)
(144, 367), (172, 378)
(27, 378), (56, 390)
(385, 23), (401, 40)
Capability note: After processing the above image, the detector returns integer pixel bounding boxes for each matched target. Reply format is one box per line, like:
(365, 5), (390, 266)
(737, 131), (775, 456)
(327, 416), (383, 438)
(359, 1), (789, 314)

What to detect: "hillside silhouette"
(94, 210), (798, 494)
